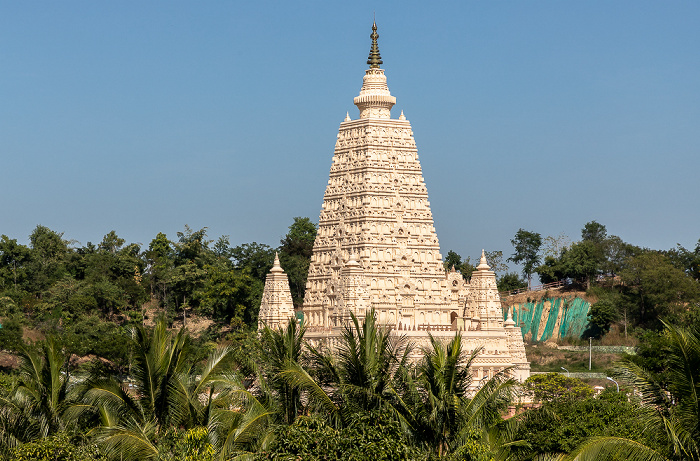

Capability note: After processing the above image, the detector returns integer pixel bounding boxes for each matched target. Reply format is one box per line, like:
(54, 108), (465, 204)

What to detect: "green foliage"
(231, 242), (276, 282)
(259, 317), (305, 425)
(535, 255), (567, 284)
(0, 337), (77, 456)
(524, 373), (594, 402)
(581, 220), (607, 244)
(508, 229), (542, 287)
(198, 264), (258, 326)
(0, 316), (24, 352)
(27, 225), (70, 293)
(0, 235), (31, 293)
(514, 390), (651, 458)
(562, 241), (600, 287)
(620, 251), (700, 329)
(444, 250), (475, 281)
(59, 317), (130, 368)
(0, 373), (16, 393)
(260, 412), (423, 461)
(10, 433), (106, 461)
(568, 322), (700, 460)
(664, 239), (700, 281)
(279, 217), (317, 308)
(157, 427), (215, 461)
(587, 294), (620, 338)
(497, 272), (527, 292)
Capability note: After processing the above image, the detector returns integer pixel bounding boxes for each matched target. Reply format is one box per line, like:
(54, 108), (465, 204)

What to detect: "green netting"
(530, 300), (546, 341)
(538, 298), (561, 342)
(507, 297), (591, 342)
(511, 302), (534, 337)
(559, 297), (590, 338)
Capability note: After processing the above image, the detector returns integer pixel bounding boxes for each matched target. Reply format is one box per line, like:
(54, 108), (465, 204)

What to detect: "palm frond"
(564, 436), (668, 461)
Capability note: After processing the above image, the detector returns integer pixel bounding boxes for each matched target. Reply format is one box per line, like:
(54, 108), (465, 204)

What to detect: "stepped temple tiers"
(258, 22), (530, 382)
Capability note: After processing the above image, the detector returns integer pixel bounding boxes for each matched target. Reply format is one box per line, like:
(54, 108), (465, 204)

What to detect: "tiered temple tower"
(258, 253), (295, 331)
(258, 23), (529, 383)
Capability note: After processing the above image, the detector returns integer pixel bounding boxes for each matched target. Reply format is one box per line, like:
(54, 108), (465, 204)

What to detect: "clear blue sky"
(2, 1), (699, 269)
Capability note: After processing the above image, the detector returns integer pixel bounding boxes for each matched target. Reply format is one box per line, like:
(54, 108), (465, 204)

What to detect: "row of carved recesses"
(315, 219), (439, 239)
(311, 229), (441, 248)
(336, 123), (415, 140)
(310, 245), (443, 264)
(322, 186), (427, 200)
(327, 163), (424, 178)
(306, 249), (445, 270)
(328, 159), (423, 177)
(305, 274), (458, 294)
(329, 151), (421, 171)
(330, 142), (419, 163)
(303, 306), (459, 328)
(321, 193), (431, 212)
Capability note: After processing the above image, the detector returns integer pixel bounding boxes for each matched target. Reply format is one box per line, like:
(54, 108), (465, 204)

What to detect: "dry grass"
(526, 343), (627, 373)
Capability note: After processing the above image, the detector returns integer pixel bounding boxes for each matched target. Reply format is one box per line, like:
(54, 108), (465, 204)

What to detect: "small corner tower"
(258, 253), (295, 331)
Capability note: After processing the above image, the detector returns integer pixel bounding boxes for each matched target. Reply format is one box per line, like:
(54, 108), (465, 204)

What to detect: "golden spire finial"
(367, 21), (383, 69)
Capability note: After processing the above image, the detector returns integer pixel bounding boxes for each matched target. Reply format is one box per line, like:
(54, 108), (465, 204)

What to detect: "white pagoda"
(258, 23), (529, 383)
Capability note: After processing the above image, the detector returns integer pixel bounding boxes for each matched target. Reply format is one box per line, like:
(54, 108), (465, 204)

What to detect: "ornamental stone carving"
(260, 23), (530, 385)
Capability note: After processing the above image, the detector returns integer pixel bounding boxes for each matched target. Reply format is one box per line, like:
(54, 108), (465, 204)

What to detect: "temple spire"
(367, 21), (383, 68)
(476, 249), (491, 271)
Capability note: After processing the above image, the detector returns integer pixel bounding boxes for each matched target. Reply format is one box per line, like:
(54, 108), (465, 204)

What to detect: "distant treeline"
(0, 218), (316, 364)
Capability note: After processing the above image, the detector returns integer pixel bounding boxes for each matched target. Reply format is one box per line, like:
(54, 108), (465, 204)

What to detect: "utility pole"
(589, 337), (592, 371)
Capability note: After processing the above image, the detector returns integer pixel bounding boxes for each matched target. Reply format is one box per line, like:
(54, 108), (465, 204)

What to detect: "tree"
(523, 373), (594, 403)
(198, 264), (258, 326)
(485, 250), (508, 274)
(144, 232), (175, 309)
(98, 231), (125, 254)
(443, 250), (475, 281)
(535, 255), (567, 285)
(563, 241), (600, 289)
(230, 242), (275, 283)
(281, 309), (412, 428)
(78, 319), (238, 460)
(620, 251), (700, 329)
(278, 217), (317, 308)
(0, 235), (31, 292)
(587, 296), (619, 338)
(27, 225), (70, 293)
(497, 272), (527, 293)
(508, 229), (542, 288)
(514, 390), (652, 459)
(0, 337), (74, 455)
(412, 333), (515, 458)
(566, 322), (700, 460)
(542, 233), (571, 258)
(581, 221), (607, 244)
(604, 235), (639, 282)
(0, 316), (23, 352)
(258, 317), (306, 425)
(262, 411), (422, 461)
(665, 239), (700, 281)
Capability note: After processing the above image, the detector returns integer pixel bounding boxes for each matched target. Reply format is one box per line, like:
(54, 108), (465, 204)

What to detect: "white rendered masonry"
(259, 23), (530, 383)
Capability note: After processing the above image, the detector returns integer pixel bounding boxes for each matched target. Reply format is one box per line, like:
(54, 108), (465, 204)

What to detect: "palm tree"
(0, 337), (73, 455)
(258, 316), (306, 424)
(77, 319), (239, 460)
(281, 309), (413, 428)
(412, 333), (516, 458)
(565, 322), (700, 461)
